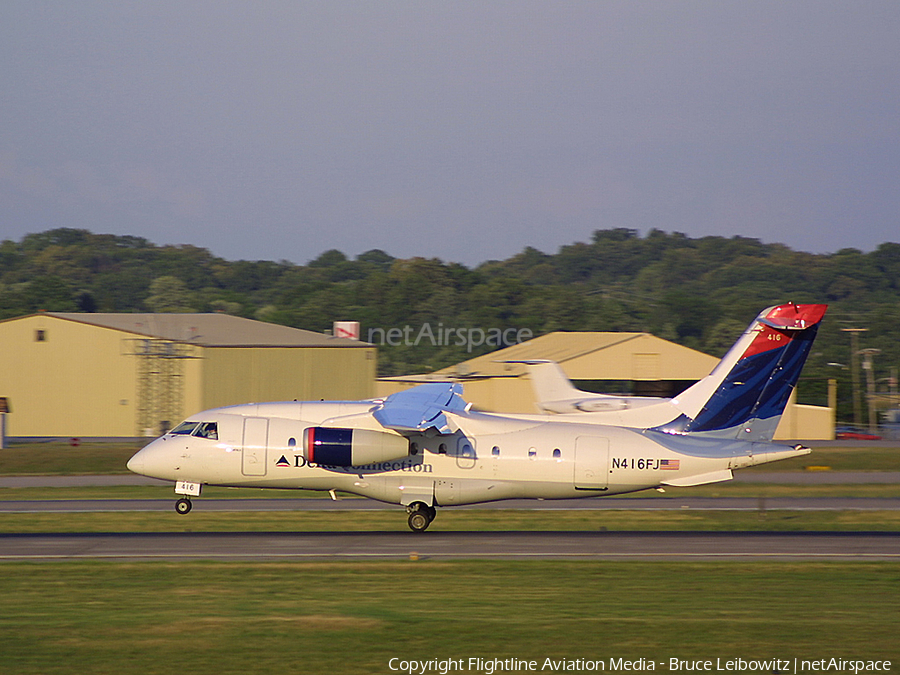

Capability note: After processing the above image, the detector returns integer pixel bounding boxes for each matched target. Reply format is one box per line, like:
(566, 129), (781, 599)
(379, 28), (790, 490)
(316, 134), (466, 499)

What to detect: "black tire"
(175, 498), (192, 515)
(408, 510), (430, 532)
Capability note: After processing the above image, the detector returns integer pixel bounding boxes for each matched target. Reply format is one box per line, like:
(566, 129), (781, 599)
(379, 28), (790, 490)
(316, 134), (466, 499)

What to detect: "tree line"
(2, 227), (899, 422)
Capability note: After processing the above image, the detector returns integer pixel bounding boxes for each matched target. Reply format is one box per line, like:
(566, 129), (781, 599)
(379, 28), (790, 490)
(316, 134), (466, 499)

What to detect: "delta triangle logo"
(276, 455), (291, 468)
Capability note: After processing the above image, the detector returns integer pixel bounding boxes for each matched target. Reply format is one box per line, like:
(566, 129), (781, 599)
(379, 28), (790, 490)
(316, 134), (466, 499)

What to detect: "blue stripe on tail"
(656, 323), (819, 436)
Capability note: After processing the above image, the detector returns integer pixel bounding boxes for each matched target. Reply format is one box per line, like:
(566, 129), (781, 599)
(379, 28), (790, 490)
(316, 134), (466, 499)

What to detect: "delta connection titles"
(387, 657), (892, 675)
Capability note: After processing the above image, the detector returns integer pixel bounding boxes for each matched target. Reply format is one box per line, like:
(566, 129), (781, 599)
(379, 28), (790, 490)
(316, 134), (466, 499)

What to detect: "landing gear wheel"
(407, 502), (434, 533)
(175, 498), (193, 515)
(408, 510), (431, 532)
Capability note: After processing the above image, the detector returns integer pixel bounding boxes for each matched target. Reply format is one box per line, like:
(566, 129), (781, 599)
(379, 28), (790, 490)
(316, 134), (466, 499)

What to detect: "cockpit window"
(194, 422), (218, 440)
(169, 421), (218, 439)
(171, 421), (200, 435)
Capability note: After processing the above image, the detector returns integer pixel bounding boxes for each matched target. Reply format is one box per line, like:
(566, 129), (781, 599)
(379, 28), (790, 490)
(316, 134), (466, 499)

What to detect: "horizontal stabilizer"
(660, 469), (733, 487)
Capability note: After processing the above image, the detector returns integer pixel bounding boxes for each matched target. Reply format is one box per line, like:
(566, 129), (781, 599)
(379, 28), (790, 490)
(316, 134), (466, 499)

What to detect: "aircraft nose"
(127, 437), (180, 480)
(126, 451), (143, 474)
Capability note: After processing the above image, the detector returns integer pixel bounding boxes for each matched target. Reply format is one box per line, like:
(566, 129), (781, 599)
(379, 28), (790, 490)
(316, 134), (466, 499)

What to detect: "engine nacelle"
(303, 427), (410, 466)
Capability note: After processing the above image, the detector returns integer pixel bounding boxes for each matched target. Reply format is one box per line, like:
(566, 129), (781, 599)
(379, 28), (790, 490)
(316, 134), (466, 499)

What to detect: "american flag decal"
(659, 459), (680, 470)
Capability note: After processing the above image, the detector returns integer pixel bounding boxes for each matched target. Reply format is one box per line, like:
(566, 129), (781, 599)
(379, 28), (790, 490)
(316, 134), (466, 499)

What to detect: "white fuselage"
(128, 400), (807, 507)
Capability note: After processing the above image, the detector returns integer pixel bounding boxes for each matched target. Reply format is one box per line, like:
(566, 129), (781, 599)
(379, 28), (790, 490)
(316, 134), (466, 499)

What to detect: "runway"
(2, 531), (898, 561)
(1, 470), (897, 513)
(2, 471), (897, 561)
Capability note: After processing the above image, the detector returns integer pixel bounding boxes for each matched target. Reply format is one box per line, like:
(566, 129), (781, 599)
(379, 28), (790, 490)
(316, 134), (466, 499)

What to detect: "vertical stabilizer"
(657, 303), (827, 441)
(524, 361), (589, 412)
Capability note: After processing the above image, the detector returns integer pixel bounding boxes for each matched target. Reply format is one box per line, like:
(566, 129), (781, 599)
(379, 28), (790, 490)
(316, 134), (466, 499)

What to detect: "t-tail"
(655, 303), (827, 442)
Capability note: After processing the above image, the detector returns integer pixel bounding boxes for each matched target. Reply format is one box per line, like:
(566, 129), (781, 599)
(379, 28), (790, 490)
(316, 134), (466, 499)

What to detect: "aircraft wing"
(373, 382), (468, 434)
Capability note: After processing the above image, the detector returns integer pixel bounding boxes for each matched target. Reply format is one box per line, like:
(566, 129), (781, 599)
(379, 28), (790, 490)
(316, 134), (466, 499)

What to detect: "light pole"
(841, 328), (868, 428)
(859, 348), (881, 434)
(826, 363), (847, 433)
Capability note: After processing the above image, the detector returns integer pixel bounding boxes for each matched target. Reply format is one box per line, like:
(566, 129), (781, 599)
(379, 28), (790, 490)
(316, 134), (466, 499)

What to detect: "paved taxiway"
(1, 471), (897, 514)
(2, 531), (898, 561)
(3, 469), (896, 561)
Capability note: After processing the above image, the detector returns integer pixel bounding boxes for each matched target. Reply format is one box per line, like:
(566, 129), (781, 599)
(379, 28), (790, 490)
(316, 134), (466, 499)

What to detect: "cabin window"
(35, 330), (46, 342)
(438, 443), (447, 454)
(528, 447), (537, 459)
(491, 446), (500, 457)
(410, 442), (419, 455)
(553, 449), (561, 460)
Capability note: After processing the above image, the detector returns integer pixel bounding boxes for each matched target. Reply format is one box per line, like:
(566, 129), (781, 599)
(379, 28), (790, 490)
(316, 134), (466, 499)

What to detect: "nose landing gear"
(174, 482), (200, 514)
(407, 502), (436, 532)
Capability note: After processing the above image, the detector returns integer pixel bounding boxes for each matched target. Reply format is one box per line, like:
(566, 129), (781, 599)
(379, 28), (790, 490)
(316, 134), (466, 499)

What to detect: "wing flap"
(373, 383), (467, 434)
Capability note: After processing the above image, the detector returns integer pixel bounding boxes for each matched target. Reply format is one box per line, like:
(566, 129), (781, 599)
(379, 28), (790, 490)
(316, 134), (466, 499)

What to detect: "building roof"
(449, 331), (651, 374)
(381, 331), (718, 382)
(36, 313), (371, 348)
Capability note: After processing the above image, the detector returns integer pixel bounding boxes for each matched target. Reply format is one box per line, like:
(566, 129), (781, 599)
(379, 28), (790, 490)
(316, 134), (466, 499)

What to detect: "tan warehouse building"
(0, 313), (375, 438)
(379, 331), (833, 440)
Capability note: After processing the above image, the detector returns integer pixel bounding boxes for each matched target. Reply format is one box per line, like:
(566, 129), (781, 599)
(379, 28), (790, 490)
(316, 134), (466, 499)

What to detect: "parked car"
(835, 426), (882, 440)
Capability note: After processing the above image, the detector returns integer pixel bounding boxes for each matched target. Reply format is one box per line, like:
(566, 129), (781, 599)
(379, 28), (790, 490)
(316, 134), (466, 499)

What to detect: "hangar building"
(0, 312), (375, 438)
(378, 331), (833, 440)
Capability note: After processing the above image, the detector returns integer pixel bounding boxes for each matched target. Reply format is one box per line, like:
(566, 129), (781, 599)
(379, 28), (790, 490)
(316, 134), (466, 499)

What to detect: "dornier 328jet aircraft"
(128, 303), (827, 532)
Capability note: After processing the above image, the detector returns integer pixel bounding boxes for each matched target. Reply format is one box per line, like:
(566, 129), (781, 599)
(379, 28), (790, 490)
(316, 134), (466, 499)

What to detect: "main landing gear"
(175, 498), (193, 515)
(407, 502), (436, 532)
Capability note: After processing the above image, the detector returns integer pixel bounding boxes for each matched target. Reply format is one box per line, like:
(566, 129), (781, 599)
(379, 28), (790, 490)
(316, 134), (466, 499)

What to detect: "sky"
(1, 1), (898, 267)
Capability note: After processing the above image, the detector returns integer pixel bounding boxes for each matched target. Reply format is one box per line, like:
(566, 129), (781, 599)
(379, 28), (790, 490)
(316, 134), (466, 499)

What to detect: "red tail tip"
(764, 303), (828, 329)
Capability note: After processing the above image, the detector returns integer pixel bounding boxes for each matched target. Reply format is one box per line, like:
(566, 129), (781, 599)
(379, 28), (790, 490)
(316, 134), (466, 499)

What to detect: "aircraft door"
(574, 436), (609, 489)
(242, 418), (268, 476)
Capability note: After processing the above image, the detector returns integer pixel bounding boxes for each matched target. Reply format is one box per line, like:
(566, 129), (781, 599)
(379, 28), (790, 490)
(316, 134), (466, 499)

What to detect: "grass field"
(0, 441), (142, 475)
(1, 443), (898, 674)
(0, 561), (897, 675)
(2, 508), (900, 534)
